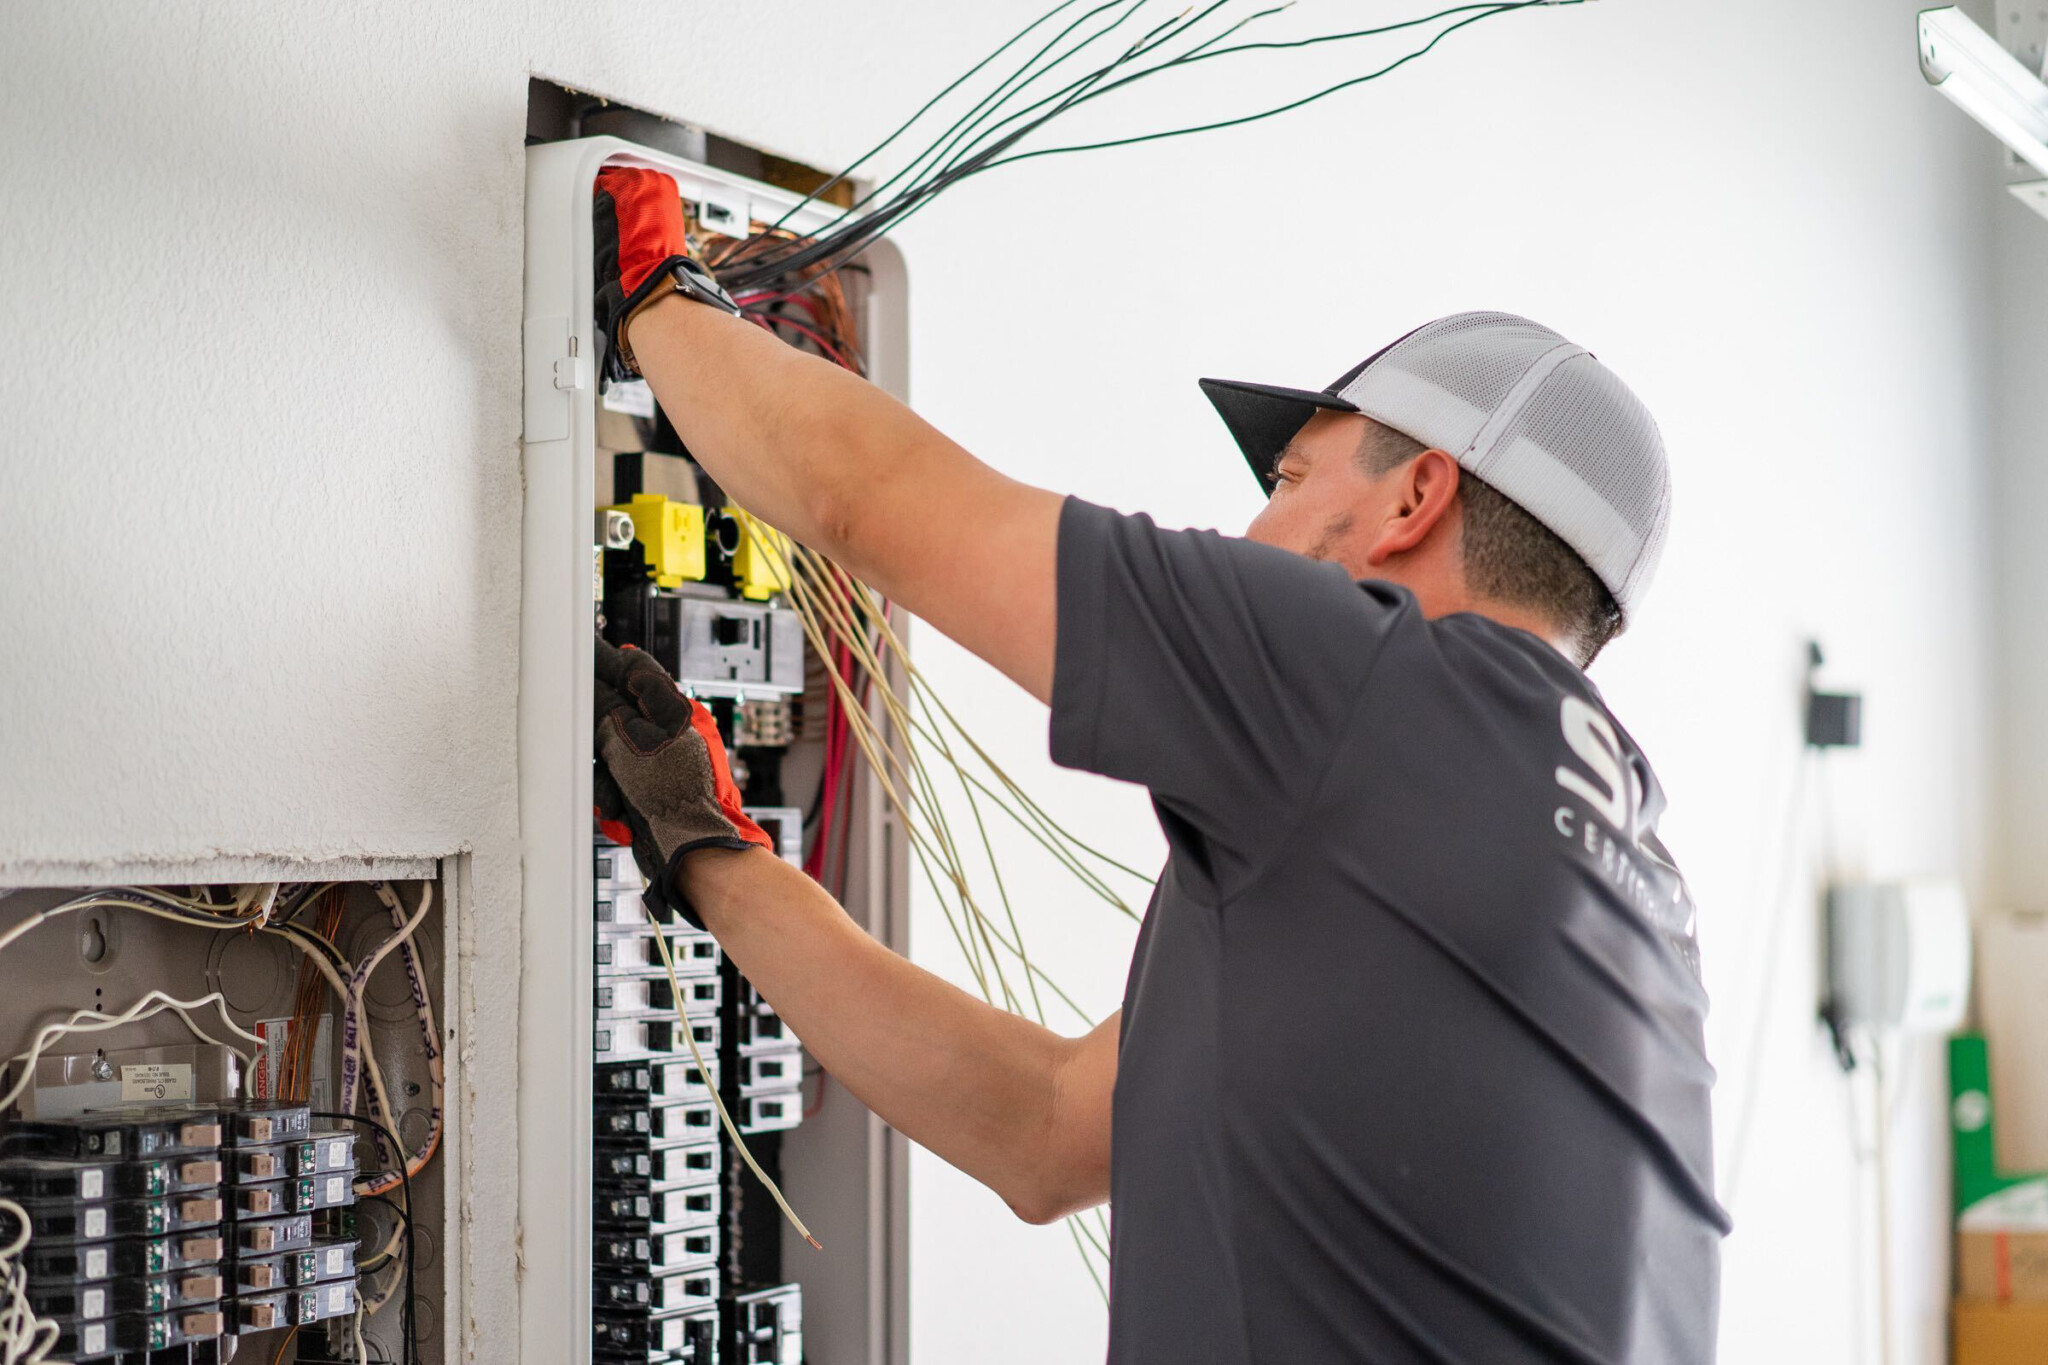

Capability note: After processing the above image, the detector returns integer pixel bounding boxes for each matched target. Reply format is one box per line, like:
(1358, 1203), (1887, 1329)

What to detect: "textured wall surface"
(0, 2), (2014, 1363)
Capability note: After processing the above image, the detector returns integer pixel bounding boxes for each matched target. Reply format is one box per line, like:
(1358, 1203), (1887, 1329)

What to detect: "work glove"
(593, 637), (774, 925)
(594, 166), (697, 383)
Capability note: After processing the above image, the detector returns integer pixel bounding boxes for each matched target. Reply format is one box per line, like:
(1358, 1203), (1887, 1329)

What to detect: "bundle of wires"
(0, 1198), (55, 1365)
(759, 528), (1155, 1290)
(265, 883), (441, 1358)
(709, 0), (1587, 297)
(273, 886), (343, 1104)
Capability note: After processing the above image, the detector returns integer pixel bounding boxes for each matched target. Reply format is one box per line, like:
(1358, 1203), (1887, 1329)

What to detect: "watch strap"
(614, 256), (743, 376)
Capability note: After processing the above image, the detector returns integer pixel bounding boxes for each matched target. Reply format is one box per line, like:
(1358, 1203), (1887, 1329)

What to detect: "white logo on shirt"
(1555, 695), (1638, 833)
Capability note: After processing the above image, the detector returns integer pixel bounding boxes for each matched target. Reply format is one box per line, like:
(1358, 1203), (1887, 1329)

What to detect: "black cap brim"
(1198, 378), (1360, 494)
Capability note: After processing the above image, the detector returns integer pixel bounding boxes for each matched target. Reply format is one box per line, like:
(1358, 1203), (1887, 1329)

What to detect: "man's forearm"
(631, 295), (982, 592)
(626, 294), (1064, 701)
(676, 847), (1109, 1222)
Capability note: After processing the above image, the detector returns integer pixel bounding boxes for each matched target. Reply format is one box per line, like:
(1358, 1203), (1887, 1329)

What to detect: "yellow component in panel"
(729, 507), (792, 601)
(608, 494), (707, 589)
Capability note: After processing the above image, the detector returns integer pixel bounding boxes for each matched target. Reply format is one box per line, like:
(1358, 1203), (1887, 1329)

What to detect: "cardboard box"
(1980, 912), (2048, 1172)
(1961, 1230), (2048, 1303)
(1955, 1300), (2048, 1364)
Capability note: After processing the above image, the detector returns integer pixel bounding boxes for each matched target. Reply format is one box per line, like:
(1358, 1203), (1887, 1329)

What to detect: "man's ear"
(1363, 449), (1461, 566)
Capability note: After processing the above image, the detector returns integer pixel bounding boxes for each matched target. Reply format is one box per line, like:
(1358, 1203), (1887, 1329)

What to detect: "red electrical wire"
(745, 308), (853, 368)
(806, 644), (851, 883)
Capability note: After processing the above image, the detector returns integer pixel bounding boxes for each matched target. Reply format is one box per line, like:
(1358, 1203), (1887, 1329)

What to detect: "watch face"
(675, 261), (739, 314)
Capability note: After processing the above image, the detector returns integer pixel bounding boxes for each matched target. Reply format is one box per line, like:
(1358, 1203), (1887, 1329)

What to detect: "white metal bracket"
(2010, 178), (2048, 220)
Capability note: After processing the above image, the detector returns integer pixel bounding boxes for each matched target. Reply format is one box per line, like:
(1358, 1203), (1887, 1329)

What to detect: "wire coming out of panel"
(669, 211), (1151, 1288)
(741, 523), (1140, 1293)
(708, 0), (1589, 296)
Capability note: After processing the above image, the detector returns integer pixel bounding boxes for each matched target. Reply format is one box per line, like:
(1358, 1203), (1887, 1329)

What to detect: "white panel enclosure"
(518, 135), (910, 1365)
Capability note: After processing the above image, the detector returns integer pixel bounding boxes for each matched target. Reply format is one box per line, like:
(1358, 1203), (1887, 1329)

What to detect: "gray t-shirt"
(1049, 498), (1727, 1365)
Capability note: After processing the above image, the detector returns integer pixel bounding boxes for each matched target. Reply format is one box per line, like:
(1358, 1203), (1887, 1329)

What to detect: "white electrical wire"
(258, 925), (407, 1185)
(338, 884), (433, 1150)
(0, 884), (278, 960)
(647, 924), (822, 1249)
(0, 991), (263, 1117)
(0, 1199), (57, 1365)
(354, 883), (444, 1195)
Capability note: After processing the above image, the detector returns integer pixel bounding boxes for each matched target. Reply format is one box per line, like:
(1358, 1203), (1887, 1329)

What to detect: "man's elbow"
(1004, 1187), (1068, 1227)
(1001, 1157), (1108, 1227)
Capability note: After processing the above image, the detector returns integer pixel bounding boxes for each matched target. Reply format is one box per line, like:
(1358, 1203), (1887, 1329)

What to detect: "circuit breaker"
(520, 134), (911, 1365)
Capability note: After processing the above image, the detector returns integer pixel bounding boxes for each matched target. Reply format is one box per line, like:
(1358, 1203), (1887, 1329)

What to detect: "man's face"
(1243, 410), (1390, 567)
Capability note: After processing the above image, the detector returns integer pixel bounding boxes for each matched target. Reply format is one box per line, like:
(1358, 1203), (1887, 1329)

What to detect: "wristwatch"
(616, 255), (742, 376)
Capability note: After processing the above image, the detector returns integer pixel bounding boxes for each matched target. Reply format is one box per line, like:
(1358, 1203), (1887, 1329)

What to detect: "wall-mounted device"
(1826, 878), (1972, 1035)
(1804, 641), (1863, 750)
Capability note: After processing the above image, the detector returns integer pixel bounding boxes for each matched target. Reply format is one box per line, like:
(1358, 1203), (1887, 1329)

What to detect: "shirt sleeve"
(1050, 497), (1412, 886)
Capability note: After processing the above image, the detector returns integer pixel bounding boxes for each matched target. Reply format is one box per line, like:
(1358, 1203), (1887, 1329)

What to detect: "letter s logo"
(1556, 695), (1630, 832)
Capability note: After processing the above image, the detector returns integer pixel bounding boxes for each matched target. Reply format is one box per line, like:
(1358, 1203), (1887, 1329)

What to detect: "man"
(588, 167), (1728, 1363)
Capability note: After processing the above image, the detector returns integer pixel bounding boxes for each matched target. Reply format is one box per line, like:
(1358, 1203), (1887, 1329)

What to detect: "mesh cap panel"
(1360, 312), (1568, 420)
(1331, 311), (1671, 622)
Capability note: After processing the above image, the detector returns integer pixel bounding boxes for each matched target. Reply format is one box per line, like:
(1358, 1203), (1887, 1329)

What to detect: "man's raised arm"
(601, 168), (1063, 703)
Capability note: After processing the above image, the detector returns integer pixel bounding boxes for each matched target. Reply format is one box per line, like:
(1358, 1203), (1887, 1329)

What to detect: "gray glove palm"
(594, 638), (774, 920)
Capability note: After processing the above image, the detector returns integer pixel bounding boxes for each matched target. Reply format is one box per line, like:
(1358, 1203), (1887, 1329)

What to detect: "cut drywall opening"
(0, 861), (462, 1364)
(526, 78), (856, 207)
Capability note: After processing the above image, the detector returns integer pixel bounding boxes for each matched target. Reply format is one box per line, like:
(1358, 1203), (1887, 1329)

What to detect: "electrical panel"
(521, 134), (911, 1365)
(0, 874), (453, 1363)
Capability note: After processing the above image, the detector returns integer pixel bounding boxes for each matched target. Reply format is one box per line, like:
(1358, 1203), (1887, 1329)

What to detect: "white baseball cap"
(1200, 311), (1672, 623)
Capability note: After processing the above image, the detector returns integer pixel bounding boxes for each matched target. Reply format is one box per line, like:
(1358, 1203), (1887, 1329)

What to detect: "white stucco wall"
(0, 3), (2010, 1363)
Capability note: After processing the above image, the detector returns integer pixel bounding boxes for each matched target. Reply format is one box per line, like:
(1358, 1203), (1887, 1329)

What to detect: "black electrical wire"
(763, 0), (1116, 239)
(716, 0), (1582, 296)
(974, 2), (1583, 172)
(727, 0), (1183, 279)
(717, 0), (1203, 286)
(718, 0), (1148, 284)
(927, 0), (1516, 181)
(310, 1111), (416, 1365)
(352, 1194), (408, 1273)
(765, 0), (1096, 233)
